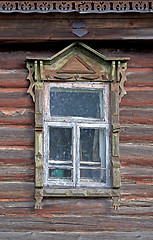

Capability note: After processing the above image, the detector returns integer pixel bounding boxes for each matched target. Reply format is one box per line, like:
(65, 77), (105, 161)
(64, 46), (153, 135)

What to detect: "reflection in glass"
(80, 169), (106, 182)
(49, 127), (72, 179)
(49, 127), (72, 161)
(80, 128), (106, 182)
(50, 88), (104, 119)
(49, 168), (71, 178)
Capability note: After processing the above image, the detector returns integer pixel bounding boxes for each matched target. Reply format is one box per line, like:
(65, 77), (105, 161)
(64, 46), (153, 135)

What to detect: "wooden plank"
(0, 148), (34, 165)
(120, 107), (153, 124)
(0, 214), (153, 231)
(125, 71), (153, 87)
(1, 24), (153, 41)
(0, 165), (34, 181)
(0, 91), (33, 108)
(0, 70), (28, 88)
(120, 125), (153, 143)
(1, 17), (153, 30)
(120, 89), (153, 107)
(0, 51), (54, 70)
(0, 107), (34, 125)
(120, 143), (153, 167)
(121, 183), (153, 199)
(121, 166), (153, 184)
(0, 182), (34, 199)
(0, 127), (34, 146)
(1, 231), (153, 240)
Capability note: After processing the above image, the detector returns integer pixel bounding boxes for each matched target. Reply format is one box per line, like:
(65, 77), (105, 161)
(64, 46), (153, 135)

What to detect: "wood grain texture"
(120, 125), (153, 143)
(0, 127), (34, 146)
(0, 182), (34, 199)
(0, 107), (34, 125)
(1, 14), (153, 41)
(0, 28), (153, 236)
(0, 231), (153, 240)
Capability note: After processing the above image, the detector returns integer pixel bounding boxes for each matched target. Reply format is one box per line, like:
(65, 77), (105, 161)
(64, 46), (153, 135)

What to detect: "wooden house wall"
(0, 13), (153, 239)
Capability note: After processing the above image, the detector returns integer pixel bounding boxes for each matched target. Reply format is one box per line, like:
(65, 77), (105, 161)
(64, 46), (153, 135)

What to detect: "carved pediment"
(58, 55), (95, 74)
(26, 42), (129, 101)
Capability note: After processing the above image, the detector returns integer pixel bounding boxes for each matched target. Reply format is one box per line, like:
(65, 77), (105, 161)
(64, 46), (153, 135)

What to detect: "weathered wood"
(0, 148), (34, 165)
(121, 89), (153, 107)
(0, 70), (28, 88)
(121, 166), (153, 184)
(0, 214), (153, 231)
(0, 165), (34, 181)
(1, 231), (153, 240)
(120, 125), (153, 143)
(0, 127), (34, 146)
(126, 71), (153, 87)
(0, 182), (34, 199)
(120, 143), (153, 167)
(120, 107), (153, 124)
(121, 183), (153, 199)
(0, 107), (34, 125)
(0, 90), (33, 108)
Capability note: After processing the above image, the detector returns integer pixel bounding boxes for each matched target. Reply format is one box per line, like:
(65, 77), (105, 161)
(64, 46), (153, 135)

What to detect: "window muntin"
(44, 82), (110, 188)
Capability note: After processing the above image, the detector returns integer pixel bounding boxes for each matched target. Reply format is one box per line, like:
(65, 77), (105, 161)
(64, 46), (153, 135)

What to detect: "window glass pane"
(80, 169), (106, 182)
(80, 128), (106, 182)
(49, 127), (72, 162)
(49, 168), (71, 178)
(50, 88), (104, 119)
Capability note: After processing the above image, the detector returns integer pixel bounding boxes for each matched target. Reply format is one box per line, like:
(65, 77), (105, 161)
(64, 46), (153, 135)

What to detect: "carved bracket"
(118, 62), (128, 103)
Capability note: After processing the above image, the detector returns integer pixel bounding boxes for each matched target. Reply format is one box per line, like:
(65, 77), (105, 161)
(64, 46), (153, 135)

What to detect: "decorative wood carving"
(0, 1), (152, 13)
(58, 55), (95, 74)
(26, 42), (129, 209)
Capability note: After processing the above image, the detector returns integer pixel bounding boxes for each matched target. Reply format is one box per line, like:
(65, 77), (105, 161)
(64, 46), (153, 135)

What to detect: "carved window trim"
(26, 42), (129, 209)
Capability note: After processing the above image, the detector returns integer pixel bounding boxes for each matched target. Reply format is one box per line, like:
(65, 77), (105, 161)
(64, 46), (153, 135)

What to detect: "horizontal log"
(120, 125), (153, 143)
(0, 182), (34, 199)
(1, 231), (153, 240)
(0, 127), (34, 146)
(120, 107), (153, 124)
(0, 91), (33, 108)
(0, 70), (28, 88)
(2, 16), (153, 30)
(0, 108), (34, 125)
(121, 166), (153, 184)
(0, 213), (153, 231)
(0, 165), (34, 181)
(0, 51), (54, 70)
(126, 71), (153, 87)
(1, 88), (153, 109)
(0, 148), (34, 165)
(120, 89), (153, 107)
(120, 143), (153, 167)
(121, 183), (153, 199)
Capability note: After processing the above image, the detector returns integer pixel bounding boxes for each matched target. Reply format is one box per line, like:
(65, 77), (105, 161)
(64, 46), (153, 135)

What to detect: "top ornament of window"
(26, 42), (129, 209)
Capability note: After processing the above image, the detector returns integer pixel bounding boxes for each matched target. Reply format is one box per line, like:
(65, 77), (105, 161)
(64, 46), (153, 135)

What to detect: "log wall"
(0, 13), (153, 239)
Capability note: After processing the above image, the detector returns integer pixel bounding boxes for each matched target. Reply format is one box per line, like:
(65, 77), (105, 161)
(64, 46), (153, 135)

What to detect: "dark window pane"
(49, 127), (72, 162)
(80, 128), (105, 163)
(80, 128), (106, 182)
(50, 88), (104, 119)
(49, 168), (71, 178)
(80, 169), (105, 182)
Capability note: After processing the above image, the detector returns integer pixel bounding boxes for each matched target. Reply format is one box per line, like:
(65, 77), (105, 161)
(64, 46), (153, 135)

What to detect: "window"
(44, 83), (110, 189)
(26, 42), (129, 209)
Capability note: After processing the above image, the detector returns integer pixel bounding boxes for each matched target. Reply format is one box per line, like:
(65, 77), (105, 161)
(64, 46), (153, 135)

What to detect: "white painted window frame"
(43, 82), (110, 189)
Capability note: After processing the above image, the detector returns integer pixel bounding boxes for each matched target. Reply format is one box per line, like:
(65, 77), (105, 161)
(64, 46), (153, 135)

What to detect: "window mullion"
(76, 124), (80, 187)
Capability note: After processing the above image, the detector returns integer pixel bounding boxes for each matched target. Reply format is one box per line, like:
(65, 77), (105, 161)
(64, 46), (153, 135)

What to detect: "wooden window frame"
(44, 82), (110, 189)
(26, 42), (129, 209)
